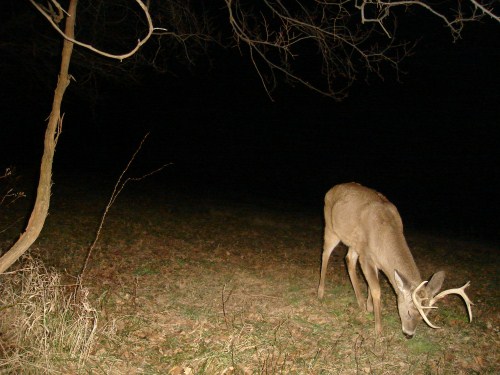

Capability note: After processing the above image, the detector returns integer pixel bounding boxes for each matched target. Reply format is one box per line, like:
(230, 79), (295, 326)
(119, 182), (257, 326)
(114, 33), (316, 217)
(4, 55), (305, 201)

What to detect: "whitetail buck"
(317, 182), (473, 338)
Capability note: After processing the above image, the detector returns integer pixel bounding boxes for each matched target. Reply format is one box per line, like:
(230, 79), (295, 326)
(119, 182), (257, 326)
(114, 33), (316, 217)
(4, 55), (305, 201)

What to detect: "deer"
(317, 182), (473, 338)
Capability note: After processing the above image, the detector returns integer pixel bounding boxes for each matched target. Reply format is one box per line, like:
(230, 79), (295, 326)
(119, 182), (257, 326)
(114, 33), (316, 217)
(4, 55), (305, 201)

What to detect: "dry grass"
(0, 256), (99, 373)
(0, 180), (498, 374)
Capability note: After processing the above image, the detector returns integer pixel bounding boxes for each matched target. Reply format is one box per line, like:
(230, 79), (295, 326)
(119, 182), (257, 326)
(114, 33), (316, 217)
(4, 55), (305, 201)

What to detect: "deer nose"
(403, 332), (414, 339)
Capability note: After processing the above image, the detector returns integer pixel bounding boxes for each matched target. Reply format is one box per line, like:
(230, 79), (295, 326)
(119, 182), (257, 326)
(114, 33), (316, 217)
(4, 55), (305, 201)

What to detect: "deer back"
(324, 182), (421, 285)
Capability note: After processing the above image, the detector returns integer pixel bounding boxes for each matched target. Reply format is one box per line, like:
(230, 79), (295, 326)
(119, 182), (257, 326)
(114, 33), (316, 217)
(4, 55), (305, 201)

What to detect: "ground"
(0, 175), (498, 374)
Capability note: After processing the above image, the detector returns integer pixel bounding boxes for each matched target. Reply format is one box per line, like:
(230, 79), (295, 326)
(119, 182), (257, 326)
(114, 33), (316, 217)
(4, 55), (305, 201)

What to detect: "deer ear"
(394, 270), (410, 294)
(426, 271), (446, 297)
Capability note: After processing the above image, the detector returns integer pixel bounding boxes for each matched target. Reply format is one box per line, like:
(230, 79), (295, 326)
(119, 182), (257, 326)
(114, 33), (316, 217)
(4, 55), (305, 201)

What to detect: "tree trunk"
(0, 0), (78, 274)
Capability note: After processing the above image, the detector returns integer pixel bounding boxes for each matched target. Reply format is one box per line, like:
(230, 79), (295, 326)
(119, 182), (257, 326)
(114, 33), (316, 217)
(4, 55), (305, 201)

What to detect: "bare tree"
(0, 0), (215, 273)
(0, 0), (79, 274)
(0, 0), (157, 273)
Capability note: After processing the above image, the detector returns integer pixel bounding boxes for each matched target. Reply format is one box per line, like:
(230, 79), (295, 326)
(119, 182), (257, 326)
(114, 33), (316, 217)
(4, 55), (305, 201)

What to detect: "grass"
(0, 177), (498, 374)
(0, 256), (98, 373)
(406, 336), (440, 354)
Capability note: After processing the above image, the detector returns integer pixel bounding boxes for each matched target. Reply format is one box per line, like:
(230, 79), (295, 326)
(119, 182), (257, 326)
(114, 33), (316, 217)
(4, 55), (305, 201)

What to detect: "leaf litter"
(0, 181), (498, 374)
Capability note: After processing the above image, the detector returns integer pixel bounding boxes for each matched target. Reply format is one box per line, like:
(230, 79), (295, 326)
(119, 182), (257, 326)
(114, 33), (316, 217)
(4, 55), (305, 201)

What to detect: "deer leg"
(359, 258), (382, 335)
(318, 230), (340, 299)
(346, 248), (366, 311)
(366, 288), (374, 312)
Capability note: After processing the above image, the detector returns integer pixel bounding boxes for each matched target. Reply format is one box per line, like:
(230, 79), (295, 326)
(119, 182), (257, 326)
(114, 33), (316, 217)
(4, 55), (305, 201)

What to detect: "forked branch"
(79, 133), (171, 282)
(357, 0), (485, 40)
(29, 0), (163, 61)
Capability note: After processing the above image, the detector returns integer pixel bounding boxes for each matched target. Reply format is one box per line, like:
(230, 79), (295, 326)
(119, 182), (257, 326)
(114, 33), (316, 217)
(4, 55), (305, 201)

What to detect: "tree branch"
(224, 0), (498, 99)
(29, 0), (162, 61)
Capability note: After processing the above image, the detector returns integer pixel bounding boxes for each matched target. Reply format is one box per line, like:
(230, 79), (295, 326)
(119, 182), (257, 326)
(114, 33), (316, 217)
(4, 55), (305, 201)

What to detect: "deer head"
(394, 270), (472, 338)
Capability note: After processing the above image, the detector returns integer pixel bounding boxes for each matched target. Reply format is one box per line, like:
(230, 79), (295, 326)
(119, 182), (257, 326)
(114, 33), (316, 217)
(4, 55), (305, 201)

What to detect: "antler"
(413, 280), (474, 329)
(429, 281), (473, 322)
(412, 281), (440, 329)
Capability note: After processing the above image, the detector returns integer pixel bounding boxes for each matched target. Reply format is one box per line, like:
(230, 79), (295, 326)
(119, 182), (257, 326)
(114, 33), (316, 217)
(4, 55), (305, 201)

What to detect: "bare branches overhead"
(224, 0), (499, 99)
(12, 0), (500, 100)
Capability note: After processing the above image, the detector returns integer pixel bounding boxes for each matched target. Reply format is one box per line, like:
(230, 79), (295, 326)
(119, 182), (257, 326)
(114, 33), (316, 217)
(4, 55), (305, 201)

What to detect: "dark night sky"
(0, 6), (499, 242)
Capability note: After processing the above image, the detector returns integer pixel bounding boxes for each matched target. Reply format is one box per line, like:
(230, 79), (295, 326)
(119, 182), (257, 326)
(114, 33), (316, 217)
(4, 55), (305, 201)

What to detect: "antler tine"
(429, 281), (473, 323)
(412, 281), (440, 329)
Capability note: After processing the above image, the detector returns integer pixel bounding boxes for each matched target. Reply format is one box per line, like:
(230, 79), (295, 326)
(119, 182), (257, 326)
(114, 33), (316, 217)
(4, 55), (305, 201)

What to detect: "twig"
(354, 333), (364, 374)
(79, 132), (171, 283)
(221, 283), (233, 330)
(0, 217), (25, 234)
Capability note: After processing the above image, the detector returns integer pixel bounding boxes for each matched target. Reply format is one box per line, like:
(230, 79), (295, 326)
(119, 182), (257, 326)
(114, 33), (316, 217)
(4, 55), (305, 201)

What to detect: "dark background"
(0, 5), (499, 243)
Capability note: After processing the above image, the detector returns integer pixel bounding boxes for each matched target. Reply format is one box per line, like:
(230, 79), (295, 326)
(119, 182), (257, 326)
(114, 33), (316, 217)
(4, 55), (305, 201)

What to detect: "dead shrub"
(0, 256), (97, 374)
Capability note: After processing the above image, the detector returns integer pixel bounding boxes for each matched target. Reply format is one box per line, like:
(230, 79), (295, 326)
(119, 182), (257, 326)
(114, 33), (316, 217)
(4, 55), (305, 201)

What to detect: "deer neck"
(380, 231), (422, 288)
